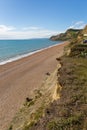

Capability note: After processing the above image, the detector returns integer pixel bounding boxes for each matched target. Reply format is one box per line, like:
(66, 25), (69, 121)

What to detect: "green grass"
(51, 55), (87, 130)
(23, 121), (35, 130)
(22, 104), (45, 130)
(47, 113), (83, 130)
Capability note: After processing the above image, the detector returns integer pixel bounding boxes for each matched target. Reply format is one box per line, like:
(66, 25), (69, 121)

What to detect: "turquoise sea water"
(0, 38), (62, 65)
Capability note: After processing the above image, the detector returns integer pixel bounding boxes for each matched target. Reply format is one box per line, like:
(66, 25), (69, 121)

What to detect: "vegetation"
(23, 121), (35, 130)
(47, 114), (83, 130)
(69, 44), (87, 57)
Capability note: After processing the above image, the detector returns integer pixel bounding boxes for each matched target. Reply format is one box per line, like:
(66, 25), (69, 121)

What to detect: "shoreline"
(0, 41), (64, 65)
(0, 41), (68, 130)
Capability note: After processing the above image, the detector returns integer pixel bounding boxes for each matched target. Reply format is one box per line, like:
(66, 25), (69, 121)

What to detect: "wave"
(0, 42), (64, 65)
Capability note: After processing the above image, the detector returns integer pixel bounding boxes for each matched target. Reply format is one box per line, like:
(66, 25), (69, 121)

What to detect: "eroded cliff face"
(8, 63), (62, 130)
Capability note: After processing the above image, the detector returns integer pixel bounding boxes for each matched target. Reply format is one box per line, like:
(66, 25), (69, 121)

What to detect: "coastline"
(0, 41), (68, 130)
(0, 41), (64, 65)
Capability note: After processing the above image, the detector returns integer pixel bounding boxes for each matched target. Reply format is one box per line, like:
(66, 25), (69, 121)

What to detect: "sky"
(0, 0), (87, 39)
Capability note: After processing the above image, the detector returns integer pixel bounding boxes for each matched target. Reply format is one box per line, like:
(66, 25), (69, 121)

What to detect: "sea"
(0, 38), (63, 65)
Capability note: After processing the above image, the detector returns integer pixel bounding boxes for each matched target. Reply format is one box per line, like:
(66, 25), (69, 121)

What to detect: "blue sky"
(0, 0), (87, 39)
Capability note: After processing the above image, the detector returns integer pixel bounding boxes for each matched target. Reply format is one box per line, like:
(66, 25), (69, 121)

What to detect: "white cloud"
(22, 26), (41, 31)
(0, 25), (16, 32)
(0, 25), (58, 39)
(69, 21), (86, 29)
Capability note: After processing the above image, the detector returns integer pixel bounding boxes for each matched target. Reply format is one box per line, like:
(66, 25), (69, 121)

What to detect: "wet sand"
(0, 42), (68, 130)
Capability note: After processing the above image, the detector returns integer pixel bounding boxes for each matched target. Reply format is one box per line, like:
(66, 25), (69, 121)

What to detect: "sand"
(0, 42), (68, 130)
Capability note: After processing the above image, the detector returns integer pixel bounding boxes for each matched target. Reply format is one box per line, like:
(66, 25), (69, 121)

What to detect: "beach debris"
(46, 72), (50, 76)
(26, 97), (33, 102)
(56, 57), (61, 61)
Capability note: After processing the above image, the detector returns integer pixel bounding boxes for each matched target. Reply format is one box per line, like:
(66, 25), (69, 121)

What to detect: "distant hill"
(50, 25), (87, 46)
(50, 28), (81, 41)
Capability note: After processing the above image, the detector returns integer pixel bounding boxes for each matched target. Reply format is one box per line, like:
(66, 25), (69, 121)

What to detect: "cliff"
(8, 26), (87, 130)
(27, 26), (87, 130)
(50, 25), (87, 44)
(50, 28), (81, 41)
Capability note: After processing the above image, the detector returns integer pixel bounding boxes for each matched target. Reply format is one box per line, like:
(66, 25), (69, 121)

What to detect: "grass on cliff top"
(46, 55), (87, 130)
